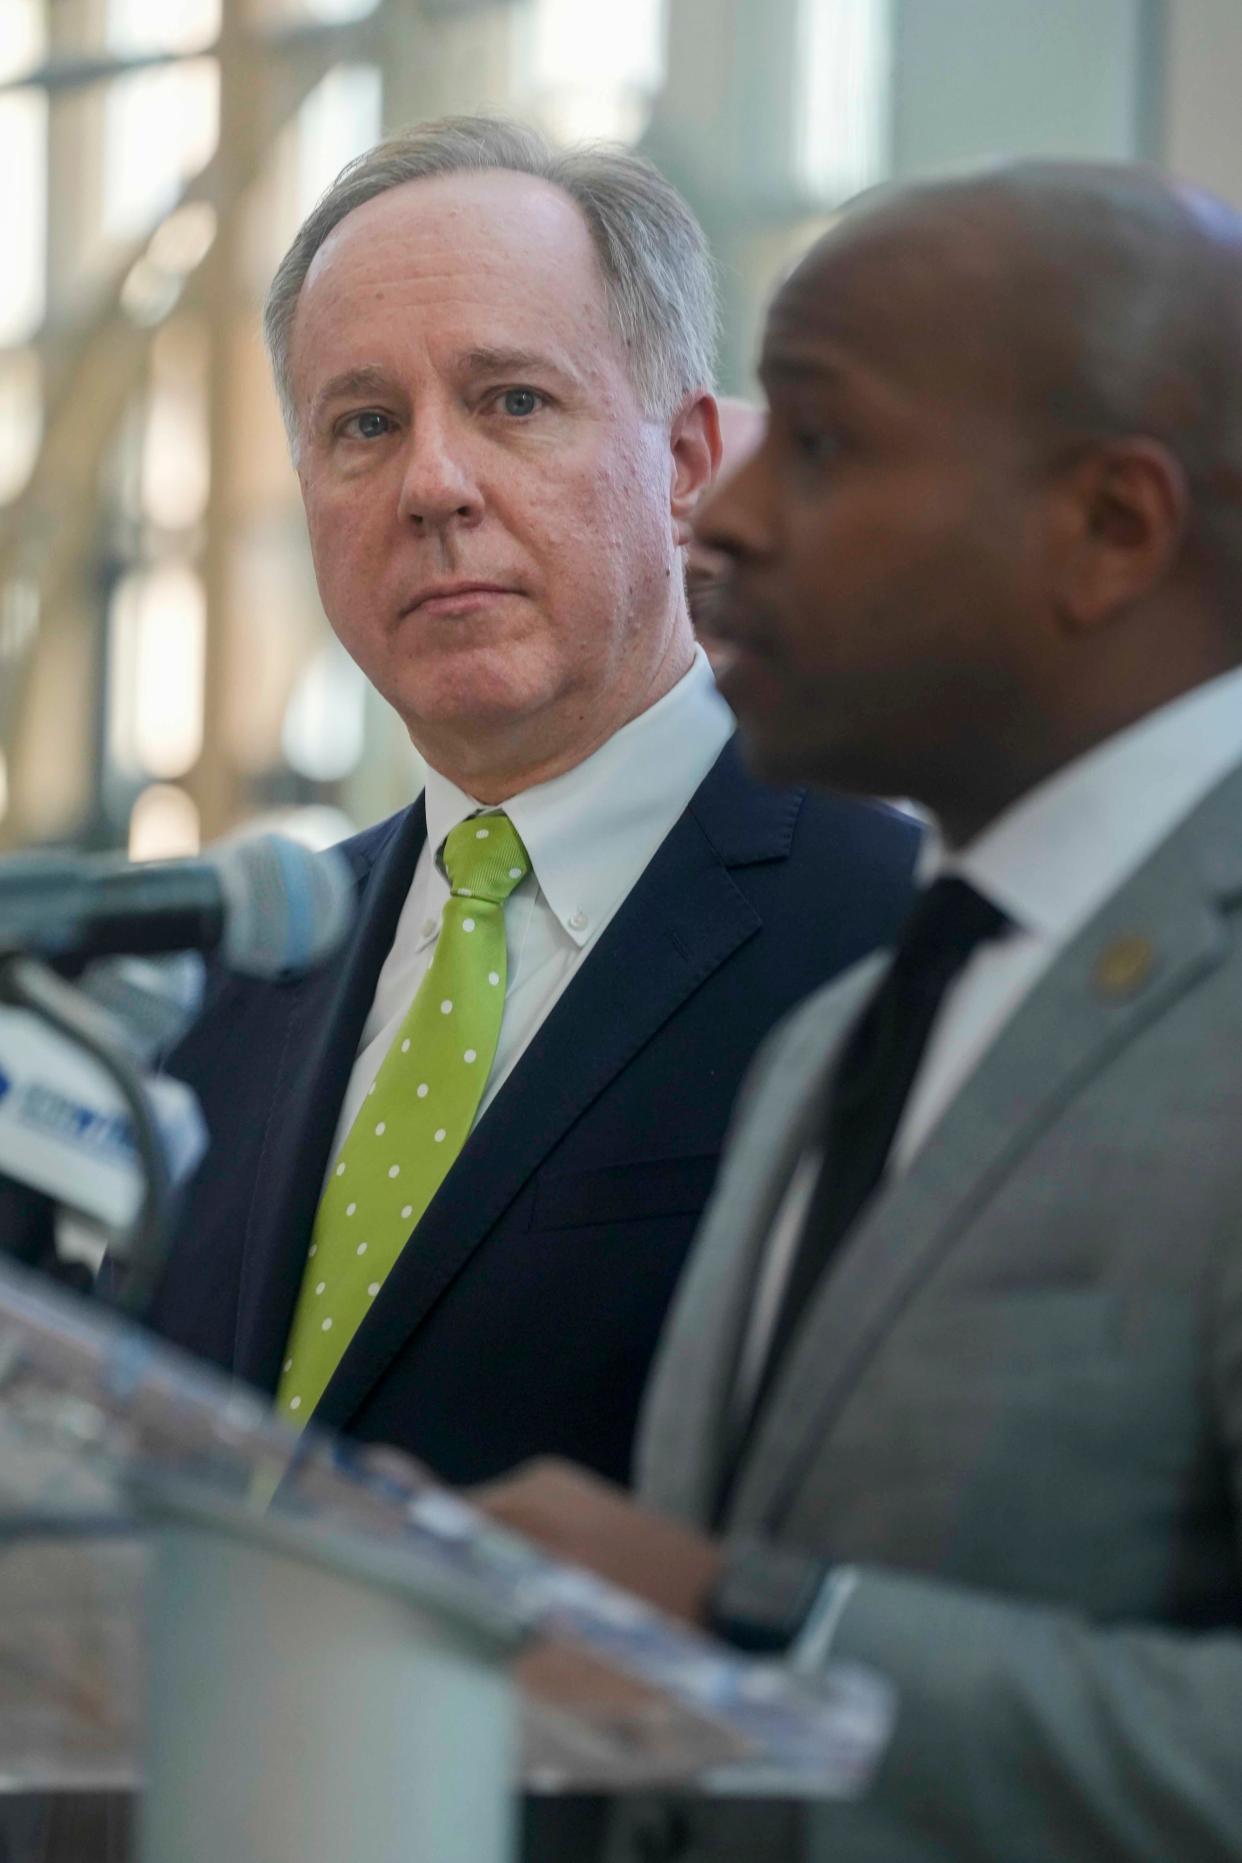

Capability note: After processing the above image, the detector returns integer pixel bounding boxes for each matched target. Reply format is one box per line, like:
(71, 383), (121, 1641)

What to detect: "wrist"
(705, 1535), (833, 1654)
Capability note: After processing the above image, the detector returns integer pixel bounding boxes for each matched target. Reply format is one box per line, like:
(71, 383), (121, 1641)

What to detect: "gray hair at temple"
(263, 114), (719, 457)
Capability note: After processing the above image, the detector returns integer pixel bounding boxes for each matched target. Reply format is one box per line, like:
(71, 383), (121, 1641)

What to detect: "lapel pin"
(1093, 934), (1157, 1000)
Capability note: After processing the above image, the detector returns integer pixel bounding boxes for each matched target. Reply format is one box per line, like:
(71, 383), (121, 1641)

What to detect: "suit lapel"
(314, 742), (808, 1434)
(232, 803), (426, 1389)
(728, 795), (1241, 1534)
(639, 958), (883, 1525)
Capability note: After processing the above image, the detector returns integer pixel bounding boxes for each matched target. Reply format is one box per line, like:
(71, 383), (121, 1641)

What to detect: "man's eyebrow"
(311, 365), (397, 420)
(462, 345), (579, 382)
(759, 352), (846, 390)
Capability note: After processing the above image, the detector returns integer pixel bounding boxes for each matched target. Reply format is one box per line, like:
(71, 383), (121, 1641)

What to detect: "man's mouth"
(401, 581), (520, 616)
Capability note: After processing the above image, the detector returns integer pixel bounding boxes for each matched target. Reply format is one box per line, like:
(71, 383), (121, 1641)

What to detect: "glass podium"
(0, 1255), (893, 1861)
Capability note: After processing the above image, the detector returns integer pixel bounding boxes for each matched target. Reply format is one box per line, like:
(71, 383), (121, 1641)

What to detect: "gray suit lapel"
(638, 957), (884, 1522)
(730, 777), (1242, 1535)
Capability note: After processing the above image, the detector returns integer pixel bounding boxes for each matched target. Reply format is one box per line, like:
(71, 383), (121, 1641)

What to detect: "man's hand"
(473, 1457), (722, 1626)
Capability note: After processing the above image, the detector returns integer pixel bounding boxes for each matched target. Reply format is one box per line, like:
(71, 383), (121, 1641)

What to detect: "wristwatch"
(705, 1535), (833, 1654)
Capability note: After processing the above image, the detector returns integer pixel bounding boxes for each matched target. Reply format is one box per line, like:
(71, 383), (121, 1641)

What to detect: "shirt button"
(569, 909), (589, 932)
(421, 917), (437, 938)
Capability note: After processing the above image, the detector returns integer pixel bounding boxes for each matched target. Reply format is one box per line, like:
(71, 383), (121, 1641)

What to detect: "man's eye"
(792, 426), (838, 464)
(499, 387), (542, 418)
(340, 409), (393, 441)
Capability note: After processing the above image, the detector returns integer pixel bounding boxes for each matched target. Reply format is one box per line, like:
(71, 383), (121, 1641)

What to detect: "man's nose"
(693, 446), (772, 563)
(396, 413), (484, 531)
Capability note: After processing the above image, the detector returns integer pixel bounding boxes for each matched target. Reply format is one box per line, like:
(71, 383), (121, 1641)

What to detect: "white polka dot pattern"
(276, 811), (529, 1427)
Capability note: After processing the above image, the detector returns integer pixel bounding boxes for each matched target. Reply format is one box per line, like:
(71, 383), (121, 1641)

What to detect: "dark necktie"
(745, 875), (1010, 1435)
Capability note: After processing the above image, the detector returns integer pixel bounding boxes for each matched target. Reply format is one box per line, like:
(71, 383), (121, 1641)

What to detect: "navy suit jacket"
(148, 740), (920, 1484)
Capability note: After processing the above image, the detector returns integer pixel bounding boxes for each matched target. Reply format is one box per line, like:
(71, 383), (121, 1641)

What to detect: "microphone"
(77, 952), (207, 1063)
(0, 833), (356, 977)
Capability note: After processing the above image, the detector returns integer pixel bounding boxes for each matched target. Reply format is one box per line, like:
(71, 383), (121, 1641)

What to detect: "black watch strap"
(706, 1536), (832, 1654)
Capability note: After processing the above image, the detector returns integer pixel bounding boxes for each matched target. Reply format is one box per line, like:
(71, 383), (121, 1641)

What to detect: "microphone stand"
(0, 952), (174, 1315)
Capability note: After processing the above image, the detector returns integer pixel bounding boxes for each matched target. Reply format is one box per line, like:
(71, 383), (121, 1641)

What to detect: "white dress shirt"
(326, 649), (735, 1172)
(900, 662), (1242, 1163)
(737, 665), (1242, 1429)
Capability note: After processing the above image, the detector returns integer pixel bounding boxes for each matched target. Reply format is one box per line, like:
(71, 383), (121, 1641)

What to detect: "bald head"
(780, 162), (1242, 578)
(695, 159), (1242, 841)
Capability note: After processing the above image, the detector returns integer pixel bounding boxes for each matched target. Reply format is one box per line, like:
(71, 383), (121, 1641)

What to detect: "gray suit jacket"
(614, 762), (1242, 1863)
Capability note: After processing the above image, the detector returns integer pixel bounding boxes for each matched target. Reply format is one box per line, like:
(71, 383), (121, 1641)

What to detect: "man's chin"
(733, 720), (883, 801)
(389, 667), (582, 781)
(392, 664), (554, 733)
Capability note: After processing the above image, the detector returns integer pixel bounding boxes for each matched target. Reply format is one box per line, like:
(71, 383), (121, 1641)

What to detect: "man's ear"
(1048, 438), (1190, 633)
(670, 392), (722, 546)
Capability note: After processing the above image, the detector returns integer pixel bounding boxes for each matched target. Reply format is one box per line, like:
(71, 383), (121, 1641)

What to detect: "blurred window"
(104, 60), (220, 240)
(128, 783), (202, 859)
(0, 90), (47, 347)
(141, 319), (211, 532)
(297, 62), (383, 217)
(283, 639), (368, 783)
(106, 0), (221, 56)
(795, 0), (892, 201)
(256, 0), (379, 22)
(301, 0), (381, 19)
(108, 563), (207, 781)
(527, 0), (667, 145)
(0, 0), (43, 83)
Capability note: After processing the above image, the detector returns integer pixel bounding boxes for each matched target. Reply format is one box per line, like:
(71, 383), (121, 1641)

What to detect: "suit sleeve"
(795, 1567), (1242, 1862)
(783, 1207), (1242, 1863)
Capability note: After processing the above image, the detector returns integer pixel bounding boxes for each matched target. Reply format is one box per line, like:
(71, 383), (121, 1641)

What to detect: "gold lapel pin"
(1093, 934), (1157, 1000)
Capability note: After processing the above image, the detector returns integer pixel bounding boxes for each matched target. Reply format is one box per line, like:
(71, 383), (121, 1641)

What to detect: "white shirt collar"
(944, 665), (1242, 946)
(420, 647), (734, 947)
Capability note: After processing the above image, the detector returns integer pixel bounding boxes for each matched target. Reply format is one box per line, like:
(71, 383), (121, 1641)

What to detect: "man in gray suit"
(487, 161), (1242, 1860)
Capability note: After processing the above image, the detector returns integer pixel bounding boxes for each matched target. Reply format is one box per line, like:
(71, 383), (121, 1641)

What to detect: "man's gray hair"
(264, 114), (718, 451)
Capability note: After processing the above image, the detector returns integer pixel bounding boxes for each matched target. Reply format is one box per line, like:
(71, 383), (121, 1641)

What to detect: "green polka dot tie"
(277, 813), (529, 1427)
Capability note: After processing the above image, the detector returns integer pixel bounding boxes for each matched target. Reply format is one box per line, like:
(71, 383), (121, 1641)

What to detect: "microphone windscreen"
(79, 951), (206, 1060)
(213, 835), (356, 978)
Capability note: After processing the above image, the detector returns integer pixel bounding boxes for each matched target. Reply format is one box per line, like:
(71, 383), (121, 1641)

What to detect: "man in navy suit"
(148, 115), (920, 1485)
